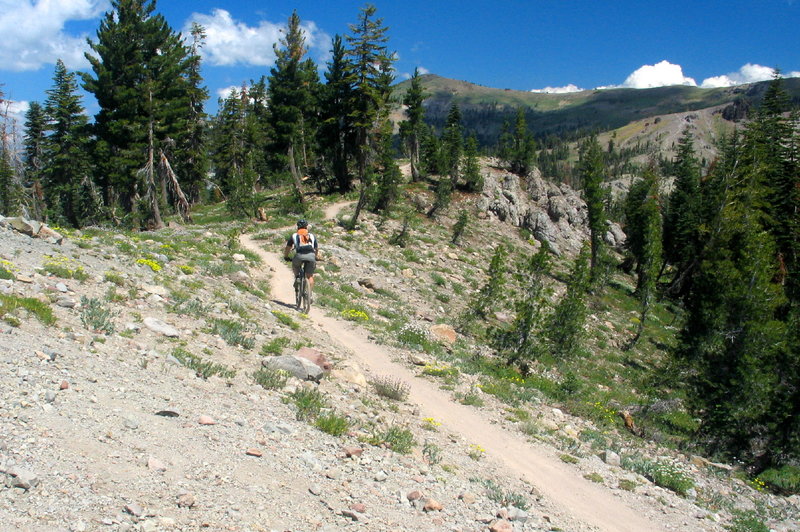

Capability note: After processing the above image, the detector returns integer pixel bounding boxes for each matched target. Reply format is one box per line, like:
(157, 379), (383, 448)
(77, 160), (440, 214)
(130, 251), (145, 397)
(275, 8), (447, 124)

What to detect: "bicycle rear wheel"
(301, 277), (312, 314)
(295, 265), (304, 310)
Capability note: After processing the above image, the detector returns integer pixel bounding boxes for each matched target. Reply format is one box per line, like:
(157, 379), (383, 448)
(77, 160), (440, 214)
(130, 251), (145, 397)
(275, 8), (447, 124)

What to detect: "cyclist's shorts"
(292, 253), (316, 276)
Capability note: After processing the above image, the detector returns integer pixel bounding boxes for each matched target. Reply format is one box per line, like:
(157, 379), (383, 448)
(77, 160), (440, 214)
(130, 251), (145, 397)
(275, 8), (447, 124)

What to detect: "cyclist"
(283, 219), (319, 296)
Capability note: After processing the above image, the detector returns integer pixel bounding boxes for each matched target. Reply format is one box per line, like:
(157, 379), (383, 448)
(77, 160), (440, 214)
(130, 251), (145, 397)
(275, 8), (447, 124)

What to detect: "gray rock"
(143, 317), (180, 337)
(262, 355), (323, 382)
(6, 467), (39, 489)
(56, 296), (78, 308)
(601, 450), (621, 467)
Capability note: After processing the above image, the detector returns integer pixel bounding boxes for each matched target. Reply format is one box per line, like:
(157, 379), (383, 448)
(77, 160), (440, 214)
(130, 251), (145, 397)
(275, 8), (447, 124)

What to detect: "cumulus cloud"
(0, 0), (108, 71)
(621, 60), (697, 89)
(186, 9), (330, 67)
(530, 84), (584, 94)
(2, 99), (30, 130)
(701, 63), (799, 88)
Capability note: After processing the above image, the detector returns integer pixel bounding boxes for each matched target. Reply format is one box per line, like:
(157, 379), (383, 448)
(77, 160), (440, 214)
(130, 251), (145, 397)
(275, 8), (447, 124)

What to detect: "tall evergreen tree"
(458, 244), (508, 333)
(22, 102), (47, 220)
(211, 88), (257, 216)
(43, 59), (91, 226)
(492, 244), (552, 374)
(578, 136), (608, 285)
(547, 244), (591, 358)
(498, 107), (536, 176)
(663, 127), (703, 296)
(400, 68), (427, 182)
(267, 11), (321, 188)
(177, 22), (209, 204)
(83, 0), (195, 224)
(318, 34), (354, 192)
(623, 169), (663, 349)
(442, 103), (463, 186)
(462, 134), (484, 193)
(345, 4), (394, 228)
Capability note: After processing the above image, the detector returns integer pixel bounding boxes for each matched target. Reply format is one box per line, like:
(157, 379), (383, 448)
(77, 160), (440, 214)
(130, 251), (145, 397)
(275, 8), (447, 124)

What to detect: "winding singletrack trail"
(240, 203), (666, 532)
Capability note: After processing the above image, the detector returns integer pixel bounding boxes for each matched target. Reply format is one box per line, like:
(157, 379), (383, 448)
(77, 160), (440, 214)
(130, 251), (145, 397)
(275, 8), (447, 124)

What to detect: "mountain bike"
(294, 261), (312, 314)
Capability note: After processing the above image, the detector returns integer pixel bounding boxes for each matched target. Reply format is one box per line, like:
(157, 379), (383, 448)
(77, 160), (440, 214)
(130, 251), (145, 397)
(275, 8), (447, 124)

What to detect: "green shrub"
(0, 294), (55, 326)
(560, 454), (579, 464)
(103, 271), (126, 286)
(726, 511), (769, 532)
(80, 296), (116, 334)
(261, 337), (291, 356)
(172, 348), (236, 380)
(618, 479), (638, 491)
(366, 425), (415, 454)
(622, 455), (694, 496)
(253, 367), (289, 390)
(272, 310), (300, 330)
(457, 392), (484, 407)
(757, 465), (800, 495)
(422, 442), (442, 464)
(470, 477), (530, 510)
(584, 472), (604, 483)
(288, 387), (327, 421)
(315, 412), (350, 436)
(210, 318), (254, 349)
(371, 376), (410, 401)
(43, 256), (89, 280)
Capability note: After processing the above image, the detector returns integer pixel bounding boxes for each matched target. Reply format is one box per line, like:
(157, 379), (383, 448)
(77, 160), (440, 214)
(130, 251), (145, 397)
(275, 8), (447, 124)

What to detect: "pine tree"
(211, 88), (257, 216)
(345, 4), (394, 228)
(547, 244), (591, 358)
(400, 68), (427, 181)
(0, 144), (20, 216)
(663, 127), (703, 296)
(267, 10), (321, 190)
(442, 103), (463, 186)
(369, 121), (402, 213)
(318, 34), (354, 193)
(22, 102), (47, 220)
(492, 244), (552, 373)
(83, 0), (196, 224)
(451, 209), (469, 245)
(178, 22), (209, 204)
(43, 59), (91, 226)
(458, 244), (508, 333)
(578, 136), (608, 285)
(462, 134), (484, 193)
(623, 169), (663, 349)
(498, 107), (536, 176)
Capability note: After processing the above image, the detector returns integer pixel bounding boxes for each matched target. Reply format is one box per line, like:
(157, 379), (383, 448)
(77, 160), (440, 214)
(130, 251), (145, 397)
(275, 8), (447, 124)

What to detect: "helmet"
(297, 219), (308, 229)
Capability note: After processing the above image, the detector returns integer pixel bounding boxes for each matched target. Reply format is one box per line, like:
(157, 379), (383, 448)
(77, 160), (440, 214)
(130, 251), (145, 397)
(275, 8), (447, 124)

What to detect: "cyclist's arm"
(283, 236), (294, 259)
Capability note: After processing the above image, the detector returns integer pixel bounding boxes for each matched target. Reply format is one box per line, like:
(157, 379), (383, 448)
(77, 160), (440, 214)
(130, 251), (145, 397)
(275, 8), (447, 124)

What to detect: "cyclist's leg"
(303, 258), (317, 291)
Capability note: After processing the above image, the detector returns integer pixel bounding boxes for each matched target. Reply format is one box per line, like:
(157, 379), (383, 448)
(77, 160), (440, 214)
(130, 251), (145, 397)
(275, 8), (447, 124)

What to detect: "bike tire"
(295, 265), (304, 311)
(301, 277), (312, 314)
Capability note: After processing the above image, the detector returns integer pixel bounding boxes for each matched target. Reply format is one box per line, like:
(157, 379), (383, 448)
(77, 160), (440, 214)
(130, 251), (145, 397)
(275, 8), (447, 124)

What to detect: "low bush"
(371, 376), (410, 401)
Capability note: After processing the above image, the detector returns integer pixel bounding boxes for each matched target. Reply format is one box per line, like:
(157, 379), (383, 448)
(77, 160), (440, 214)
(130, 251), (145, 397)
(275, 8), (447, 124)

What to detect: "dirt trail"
(240, 205), (666, 532)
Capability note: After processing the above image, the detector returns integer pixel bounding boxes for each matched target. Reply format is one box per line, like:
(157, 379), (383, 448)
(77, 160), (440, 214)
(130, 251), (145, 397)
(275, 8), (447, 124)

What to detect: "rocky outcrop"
(0, 216), (64, 244)
(478, 163), (625, 255)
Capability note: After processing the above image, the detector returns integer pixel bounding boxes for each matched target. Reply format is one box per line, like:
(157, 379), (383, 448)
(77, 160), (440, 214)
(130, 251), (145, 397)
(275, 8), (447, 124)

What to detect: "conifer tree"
(212, 88), (257, 216)
(623, 169), (663, 349)
(0, 144), (19, 216)
(43, 59), (91, 226)
(400, 68), (427, 181)
(318, 34), (354, 192)
(345, 4), (394, 228)
(498, 107), (536, 176)
(83, 0), (195, 223)
(369, 121), (402, 213)
(178, 23), (209, 204)
(492, 244), (552, 373)
(451, 209), (469, 245)
(663, 127), (702, 296)
(462, 134), (484, 193)
(442, 103), (463, 186)
(578, 135), (608, 285)
(22, 102), (47, 220)
(267, 10), (321, 189)
(458, 244), (508, 333)
(547, 244), (591, 358)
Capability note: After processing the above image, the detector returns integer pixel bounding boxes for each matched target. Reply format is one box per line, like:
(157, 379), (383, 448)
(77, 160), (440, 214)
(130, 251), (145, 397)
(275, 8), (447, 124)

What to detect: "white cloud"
(701, 63), (799, 88)
(2, 99), (30, 130)
(0, 0), (108, 71)
(621, 60), (697, 89)
(216, 85), (244, 100)
(186, 9), (330, 68)
(530, 83), (584, 94)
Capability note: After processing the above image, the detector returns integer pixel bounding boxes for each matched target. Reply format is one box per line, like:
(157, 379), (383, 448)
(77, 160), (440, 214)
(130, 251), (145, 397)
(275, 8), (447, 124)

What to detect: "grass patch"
(261, 337), (291, 356)
(210, 318), (254, 349)
(287, 387), (327, 421)
(0, 294), (55, 326)
(315, 412), (350, 436)
(365, 425), (415, 454)
(172, 347), (236, 379)
(252, 367), (289, 390)
(371, 376), (410, 401)
(271, 310), (300, 330)
(79, 296), (116, 334)
(622, 455), (694, 496)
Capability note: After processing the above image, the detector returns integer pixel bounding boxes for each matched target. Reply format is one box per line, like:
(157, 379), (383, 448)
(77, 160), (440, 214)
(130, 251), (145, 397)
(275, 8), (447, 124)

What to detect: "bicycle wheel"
(301, 276), (312, 314)
(295, 265), (304, 310)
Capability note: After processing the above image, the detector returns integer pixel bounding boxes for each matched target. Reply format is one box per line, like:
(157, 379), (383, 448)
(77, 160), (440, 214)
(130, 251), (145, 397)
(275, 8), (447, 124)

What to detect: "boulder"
(262, 355), (324, 382)
(295, 347), (332, 371)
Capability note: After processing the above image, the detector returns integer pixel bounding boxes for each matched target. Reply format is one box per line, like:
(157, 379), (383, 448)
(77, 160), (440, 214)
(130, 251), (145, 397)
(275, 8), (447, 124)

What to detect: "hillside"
(2, 174), (798, 531)
(394, 74), (800, 147)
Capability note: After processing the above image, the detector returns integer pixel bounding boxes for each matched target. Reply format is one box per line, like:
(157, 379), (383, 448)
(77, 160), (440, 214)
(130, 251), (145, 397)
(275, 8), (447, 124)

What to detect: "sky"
(1, 0), (799, 126)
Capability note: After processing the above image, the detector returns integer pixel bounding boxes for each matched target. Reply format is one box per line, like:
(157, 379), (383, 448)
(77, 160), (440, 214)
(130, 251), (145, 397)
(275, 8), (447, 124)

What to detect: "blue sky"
(1, 0), (799, 125)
